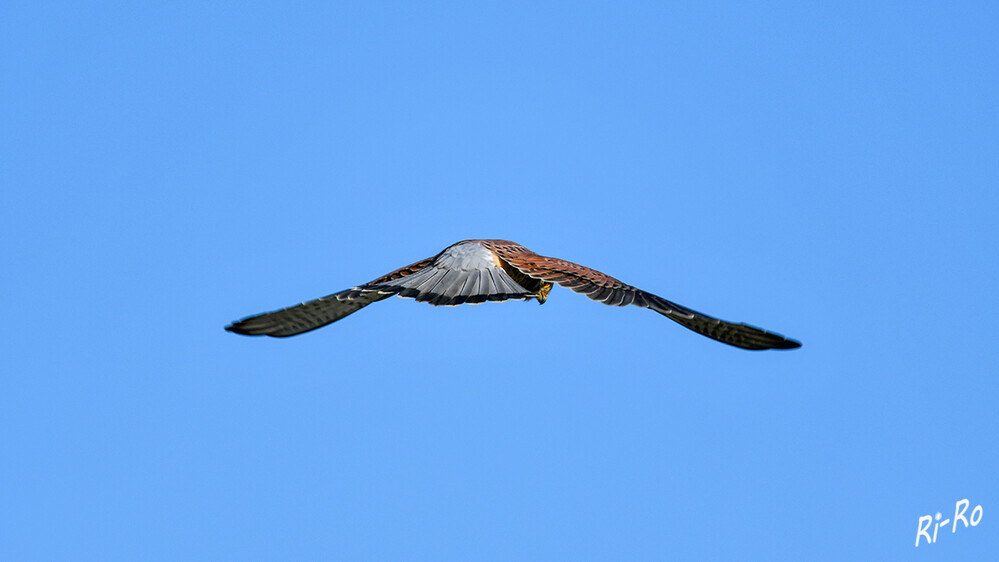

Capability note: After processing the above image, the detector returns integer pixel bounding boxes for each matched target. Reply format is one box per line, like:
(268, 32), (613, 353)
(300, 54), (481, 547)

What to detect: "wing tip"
(781, 338), (803, 350)
(732, 324), (803, 351)
(224, 313), (312, 338)
(224, 321), (307, 338)
(224, 319), (270, 337)
(765, 336), (802, 351)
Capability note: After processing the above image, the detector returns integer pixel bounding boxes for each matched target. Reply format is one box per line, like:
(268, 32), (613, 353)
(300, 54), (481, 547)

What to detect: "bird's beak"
(537, 282), (552, 304)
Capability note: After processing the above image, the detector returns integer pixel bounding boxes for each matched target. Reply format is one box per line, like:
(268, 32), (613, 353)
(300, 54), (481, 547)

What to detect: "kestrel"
(225, 239), (801, 350)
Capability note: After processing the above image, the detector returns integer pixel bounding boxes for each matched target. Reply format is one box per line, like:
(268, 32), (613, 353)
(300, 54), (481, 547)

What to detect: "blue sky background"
(2, 2), (996, 559)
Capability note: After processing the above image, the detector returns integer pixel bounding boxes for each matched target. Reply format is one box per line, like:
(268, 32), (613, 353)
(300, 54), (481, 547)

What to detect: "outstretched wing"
(224, 289), (393, 337)
(225, 241), (541, 337)
(225, 255), (437, 337)
(483, 240), (801, 350)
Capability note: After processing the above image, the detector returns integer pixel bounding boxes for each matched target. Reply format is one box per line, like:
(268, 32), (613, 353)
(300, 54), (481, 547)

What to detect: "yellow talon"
(537, 282), (553, 304)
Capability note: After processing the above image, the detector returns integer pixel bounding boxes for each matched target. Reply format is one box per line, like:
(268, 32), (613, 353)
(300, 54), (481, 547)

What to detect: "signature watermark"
(915, 498), (983, 547)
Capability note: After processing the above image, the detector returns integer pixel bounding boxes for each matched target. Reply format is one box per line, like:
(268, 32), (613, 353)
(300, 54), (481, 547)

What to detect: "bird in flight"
(226, 239), (801, 350)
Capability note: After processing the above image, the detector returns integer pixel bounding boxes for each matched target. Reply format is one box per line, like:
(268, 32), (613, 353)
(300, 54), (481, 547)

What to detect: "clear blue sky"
(2, 2), (996, 559)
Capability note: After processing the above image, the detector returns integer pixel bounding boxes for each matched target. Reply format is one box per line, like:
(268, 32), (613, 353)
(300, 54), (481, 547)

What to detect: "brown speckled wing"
(225, 256), (436, 337)
(482, 240), (801, 351)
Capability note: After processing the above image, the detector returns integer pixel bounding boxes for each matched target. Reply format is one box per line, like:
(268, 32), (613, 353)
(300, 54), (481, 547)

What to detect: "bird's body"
(226, 239), (801, 350)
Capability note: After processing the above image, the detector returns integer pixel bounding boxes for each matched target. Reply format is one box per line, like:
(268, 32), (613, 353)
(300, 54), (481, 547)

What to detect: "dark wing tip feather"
(723, 323), (802, 351)
(224, 321), (255, 335)
(224, 315), (299, 337)
(770, 333), (802, 349)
